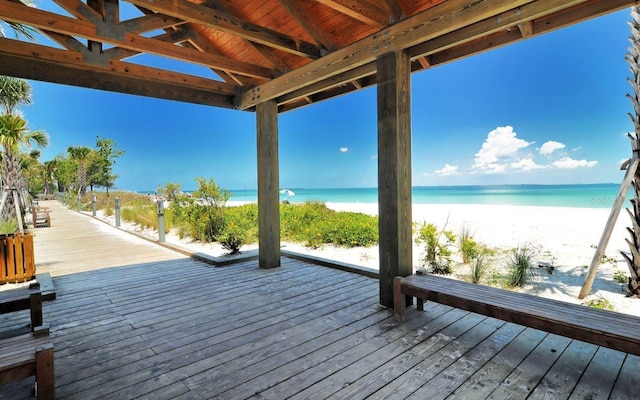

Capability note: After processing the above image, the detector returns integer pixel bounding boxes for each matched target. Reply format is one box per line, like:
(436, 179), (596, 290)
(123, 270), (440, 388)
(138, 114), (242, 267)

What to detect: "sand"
(94, 201), (640, 317)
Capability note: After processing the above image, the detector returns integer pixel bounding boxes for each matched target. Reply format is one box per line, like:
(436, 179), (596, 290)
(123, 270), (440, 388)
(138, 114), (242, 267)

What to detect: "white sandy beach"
(97, 201), (640, 317)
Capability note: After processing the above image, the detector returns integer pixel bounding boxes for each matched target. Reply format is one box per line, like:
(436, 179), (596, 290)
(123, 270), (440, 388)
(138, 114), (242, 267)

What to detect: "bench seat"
(394, 274), (640, 356)
(0, 284), (43, 331)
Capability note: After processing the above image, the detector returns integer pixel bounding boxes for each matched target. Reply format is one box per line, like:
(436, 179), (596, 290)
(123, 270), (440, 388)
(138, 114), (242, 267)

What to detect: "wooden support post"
(377, 50), (412, 308)
(257, 100), (281, 269)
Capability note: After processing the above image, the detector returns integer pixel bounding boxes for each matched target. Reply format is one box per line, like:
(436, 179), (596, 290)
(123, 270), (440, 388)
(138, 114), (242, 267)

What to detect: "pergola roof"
(0, 0), (636, 113)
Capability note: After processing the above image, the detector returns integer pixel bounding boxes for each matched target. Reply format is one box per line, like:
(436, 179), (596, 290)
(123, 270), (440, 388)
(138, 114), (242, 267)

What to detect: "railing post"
(92, 194), (97, 216)
(157, 199), (165, 242)
(115, 197), (121, 228)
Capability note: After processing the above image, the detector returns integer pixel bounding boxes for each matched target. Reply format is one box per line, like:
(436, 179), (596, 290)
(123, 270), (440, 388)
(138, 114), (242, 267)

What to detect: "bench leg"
(417, 298), (424, 311)
(36, 343), (54, 400)
(393, 277), (406, 321)
(30, 292), (43, 330)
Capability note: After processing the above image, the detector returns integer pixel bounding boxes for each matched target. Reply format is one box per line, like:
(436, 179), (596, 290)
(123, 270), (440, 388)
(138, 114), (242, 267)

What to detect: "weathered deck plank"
(1, 200), (639, 399)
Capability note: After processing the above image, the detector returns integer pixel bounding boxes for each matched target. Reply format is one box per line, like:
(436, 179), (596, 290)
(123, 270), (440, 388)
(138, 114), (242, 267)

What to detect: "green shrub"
(223, 204), (259, 244)
(582, 295), (615, 311)
(219, 224), (246, 254)
(613, 270), (627, 284)
(507, 244), (537, 288)
(280, 202), (378, 248)
(0, 218), (18, 235)
(415, 222), (456, 275)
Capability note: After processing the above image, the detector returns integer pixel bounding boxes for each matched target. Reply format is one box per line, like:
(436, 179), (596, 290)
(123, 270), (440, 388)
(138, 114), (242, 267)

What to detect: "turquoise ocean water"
(228, 184), (629, 209)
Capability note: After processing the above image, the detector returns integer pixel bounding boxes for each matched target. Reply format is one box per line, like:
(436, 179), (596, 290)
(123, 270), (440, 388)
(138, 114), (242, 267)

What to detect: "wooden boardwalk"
(1, 201), (639, 399)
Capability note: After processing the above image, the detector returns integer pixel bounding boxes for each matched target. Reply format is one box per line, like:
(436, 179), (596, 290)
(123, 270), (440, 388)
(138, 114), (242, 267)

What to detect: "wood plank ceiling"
(0, 0), (637, 112)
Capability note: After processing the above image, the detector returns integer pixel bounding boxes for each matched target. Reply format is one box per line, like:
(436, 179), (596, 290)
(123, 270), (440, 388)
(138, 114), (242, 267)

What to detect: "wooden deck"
(1, 201), (639, 399)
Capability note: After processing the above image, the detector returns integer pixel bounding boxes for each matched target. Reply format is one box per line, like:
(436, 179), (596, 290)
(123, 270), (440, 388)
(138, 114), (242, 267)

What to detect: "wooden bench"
(31, 206), (51, 228)
(394, 273), (640, 356)
(0, 283), (43, 331)
(0, 325), (54, 400)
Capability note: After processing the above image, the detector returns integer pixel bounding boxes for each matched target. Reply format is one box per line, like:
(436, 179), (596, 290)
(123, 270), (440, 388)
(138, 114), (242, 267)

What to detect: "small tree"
(193, 177), (230, 241)
(93, 136), (124, 194)
(157, 182), (183, 201)
(67, 145), (93, 198)
(51, 154), (75, 193)
(415, 222), (456, 274)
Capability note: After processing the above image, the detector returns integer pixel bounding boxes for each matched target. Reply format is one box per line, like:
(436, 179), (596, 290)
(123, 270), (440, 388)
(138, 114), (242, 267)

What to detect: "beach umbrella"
(279, 189), (295, 197)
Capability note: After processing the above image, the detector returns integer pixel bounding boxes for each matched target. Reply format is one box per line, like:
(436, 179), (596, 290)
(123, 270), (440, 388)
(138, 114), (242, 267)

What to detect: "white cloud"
(511, 158), (545, 171)
(473, 126), (532, 173)
(434, 164), (459, 176)
(552, 157), (598, 169)
(572, 146), (581, 152)
(539, 141), (565, 155)
(340, 147), (349, 153)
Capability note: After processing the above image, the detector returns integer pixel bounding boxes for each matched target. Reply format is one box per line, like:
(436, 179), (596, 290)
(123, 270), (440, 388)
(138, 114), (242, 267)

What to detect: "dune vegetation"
(70, 178), (379, 254)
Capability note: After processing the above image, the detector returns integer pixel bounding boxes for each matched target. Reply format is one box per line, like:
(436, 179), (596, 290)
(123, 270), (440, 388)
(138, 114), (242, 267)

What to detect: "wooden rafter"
(119, 13), (186, 34)
(279, 0), (337, 51)
(0, 0), (274, 79)
(124, 0), (322, 59)
(0, 38), (237, 107)
(315, 0), (389, 27)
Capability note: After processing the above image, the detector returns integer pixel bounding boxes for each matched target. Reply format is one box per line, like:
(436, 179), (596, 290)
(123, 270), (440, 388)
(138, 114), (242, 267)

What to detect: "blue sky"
(10, 5), (637, 191)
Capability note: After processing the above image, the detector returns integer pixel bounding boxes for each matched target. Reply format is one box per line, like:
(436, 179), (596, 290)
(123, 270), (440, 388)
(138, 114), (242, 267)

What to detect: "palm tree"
(0, 113), (48, 219)
(67, 146), (92, 199)
(0, 0), (37, 40)
(0, 76), (32, 115)
(42, 160), (57, 195)
(623, 6), (640, 297)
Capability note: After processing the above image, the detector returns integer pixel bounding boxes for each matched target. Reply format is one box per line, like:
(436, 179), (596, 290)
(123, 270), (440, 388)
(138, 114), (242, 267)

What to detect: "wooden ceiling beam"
(279, 0), (337, 51)
(239, 0), (534, 109)
(124, 0), (322, 59)
(52, 0), (103, 23)
(275, 62), (376, 105)
(120, 13), (186, 34)
(0, 38), (237, 107)
(99, 29), (192, 61)
(408, 0), (588, 60)
(429, 0), (639, 65)
(0, 0), (275, 79)
(315, 0), (389, 27)
(131, 5), (253, 86)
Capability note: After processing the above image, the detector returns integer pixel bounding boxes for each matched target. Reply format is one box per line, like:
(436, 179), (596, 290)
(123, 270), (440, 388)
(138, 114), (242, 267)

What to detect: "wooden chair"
(31, 207), (51, 228)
